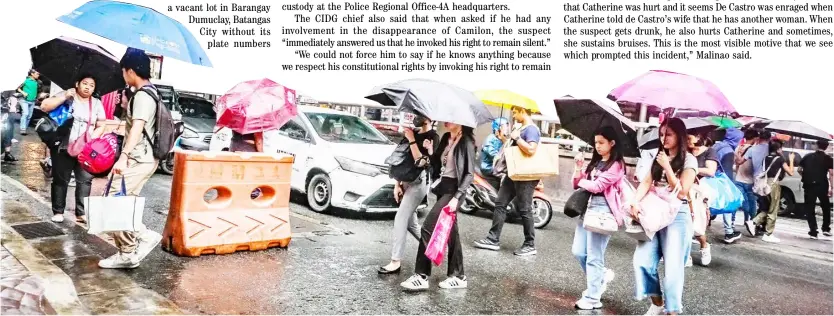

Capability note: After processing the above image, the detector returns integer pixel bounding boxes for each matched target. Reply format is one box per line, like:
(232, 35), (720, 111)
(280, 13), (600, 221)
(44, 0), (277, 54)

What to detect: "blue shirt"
(512, 125), (541, 146)
(744, 143), (769, 176)
(480, 134), (503, 173)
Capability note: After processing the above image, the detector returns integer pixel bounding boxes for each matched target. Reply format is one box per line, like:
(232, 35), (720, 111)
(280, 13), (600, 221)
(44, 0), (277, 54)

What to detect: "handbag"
(67, 98), (94, 157)
(583, 209), (618, 235)
(83, 174), (145, 234)
(753, 157), (780, 196)
(689, 189), (709, 237)
(564, 189), (591, 218)
(424, 205), (456, 266)
(504, 144), (560, 181)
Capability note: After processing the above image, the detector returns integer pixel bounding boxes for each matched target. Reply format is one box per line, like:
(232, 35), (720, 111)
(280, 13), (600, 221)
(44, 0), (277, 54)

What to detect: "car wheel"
(531, 198), (553, 229)
(159, 153), (175, 175)
(306, 173), (332, 213)
(778, 187), (799, 218)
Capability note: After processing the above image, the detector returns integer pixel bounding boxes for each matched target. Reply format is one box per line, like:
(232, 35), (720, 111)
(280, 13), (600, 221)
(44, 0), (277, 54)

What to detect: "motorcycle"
(458, 172), (554, 229)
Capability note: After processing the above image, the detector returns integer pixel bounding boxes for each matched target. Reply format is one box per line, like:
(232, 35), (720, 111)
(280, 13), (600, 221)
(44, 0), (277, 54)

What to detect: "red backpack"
(78, 133), (121, 175)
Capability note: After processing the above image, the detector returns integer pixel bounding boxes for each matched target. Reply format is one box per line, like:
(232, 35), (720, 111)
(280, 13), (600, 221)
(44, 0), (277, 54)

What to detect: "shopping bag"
(83, 175), (145, 235)
(700, 172), (744, 215)
(636, 186), (682, 235)
(505, 144), (560, 181)
(425, 205), (456, 266)
(689, 191), (709, 237)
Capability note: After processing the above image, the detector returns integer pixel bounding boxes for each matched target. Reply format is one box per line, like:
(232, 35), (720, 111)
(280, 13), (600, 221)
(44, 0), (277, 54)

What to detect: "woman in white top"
(40, 74), (106, 224)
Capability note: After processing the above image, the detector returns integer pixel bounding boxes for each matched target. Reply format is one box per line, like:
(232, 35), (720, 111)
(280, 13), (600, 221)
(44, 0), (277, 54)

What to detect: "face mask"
(412, 117), (427, 127)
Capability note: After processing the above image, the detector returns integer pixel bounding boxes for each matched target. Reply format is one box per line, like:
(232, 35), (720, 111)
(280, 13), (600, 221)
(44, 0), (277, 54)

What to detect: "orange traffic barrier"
(161, 150), (294, 257)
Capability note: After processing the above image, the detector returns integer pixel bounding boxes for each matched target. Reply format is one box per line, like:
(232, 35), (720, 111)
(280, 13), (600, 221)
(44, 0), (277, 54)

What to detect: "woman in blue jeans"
(629, 118), (697, 315)
(570, 126), (627, 310)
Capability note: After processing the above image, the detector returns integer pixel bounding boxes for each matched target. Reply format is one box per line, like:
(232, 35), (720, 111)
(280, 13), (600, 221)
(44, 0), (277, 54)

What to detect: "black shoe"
(723, 231), (742, 244)
(473, 239), (500, 251)
(514, 245), (537, 256)
(377, 266), (401, 275)
(3, 153), (17, 162)
(40, 160), (52, 177)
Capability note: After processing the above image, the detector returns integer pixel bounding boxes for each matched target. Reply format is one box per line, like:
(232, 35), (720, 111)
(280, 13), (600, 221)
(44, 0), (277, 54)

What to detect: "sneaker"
(700, 244), (712, 266)
(50, 214), (64, 223)
(400, 274), (429, 291)
(473, 239), (500, 251)
(438, 276), (467, 289)
(685, 255), (693, 267)
(723, 231), (742, 244)
(600, 268), (615, 294)
(823, 232), (832, 237)
(134, 230), (163, 263)
(809, 234), (819, 240)
(513, 245), (537, 256)
(644, 304), (665, 315)
(745, 220), (757, 236)
(575, 297), (603, 310)
(98, 252), (140, 269)
(762, 234), (781, 243)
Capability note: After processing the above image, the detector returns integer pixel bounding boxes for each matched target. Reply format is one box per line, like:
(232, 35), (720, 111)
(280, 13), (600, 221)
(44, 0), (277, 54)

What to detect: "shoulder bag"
(66, 98), (93, 157)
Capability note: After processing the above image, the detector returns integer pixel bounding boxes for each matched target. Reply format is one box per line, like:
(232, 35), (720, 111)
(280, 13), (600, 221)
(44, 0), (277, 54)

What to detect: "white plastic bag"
(84, 176), (145, 234)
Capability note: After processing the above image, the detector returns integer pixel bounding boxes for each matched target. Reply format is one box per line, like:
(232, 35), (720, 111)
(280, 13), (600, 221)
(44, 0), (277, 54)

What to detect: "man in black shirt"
(799, 139), (834, 239)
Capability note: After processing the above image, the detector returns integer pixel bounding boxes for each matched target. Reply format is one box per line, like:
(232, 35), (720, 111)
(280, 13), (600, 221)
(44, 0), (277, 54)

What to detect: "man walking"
(98, 48), (163, 269)
(799, 139), (833, 239)
(474, 106), (541, 256)
(736, 130), (769, 236)
(17, 70), (39, 135)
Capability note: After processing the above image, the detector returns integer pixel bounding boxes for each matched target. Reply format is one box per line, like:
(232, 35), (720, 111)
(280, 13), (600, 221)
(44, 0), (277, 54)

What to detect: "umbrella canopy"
(554, 97), (639, 157)
(30, 36), (124, 95)
(703, 116), (742, 129)
(57, 0), (212, 67)
(762, 120), (832, 141)
(607, 70), (735, 114)
(215, 79), (298, 134)
(474, 89), (539, 113)
(366, 79), (492, 128)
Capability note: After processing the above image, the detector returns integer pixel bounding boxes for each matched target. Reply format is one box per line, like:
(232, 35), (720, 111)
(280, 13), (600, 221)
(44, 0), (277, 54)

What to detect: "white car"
(212, 106), (425, 213)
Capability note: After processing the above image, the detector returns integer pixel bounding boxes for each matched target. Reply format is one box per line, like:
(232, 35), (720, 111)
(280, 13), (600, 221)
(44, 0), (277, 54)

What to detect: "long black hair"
(586, 126), (625, 175)
(651, 118), (689, 181)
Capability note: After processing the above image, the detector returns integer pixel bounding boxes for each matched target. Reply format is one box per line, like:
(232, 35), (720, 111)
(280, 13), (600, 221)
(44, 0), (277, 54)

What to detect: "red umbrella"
(216, 78), (298, 134)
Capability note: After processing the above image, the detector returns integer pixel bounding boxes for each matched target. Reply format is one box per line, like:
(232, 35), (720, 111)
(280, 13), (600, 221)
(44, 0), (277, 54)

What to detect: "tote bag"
(636, 185), (682, 236)
(83, 174), (145, 234)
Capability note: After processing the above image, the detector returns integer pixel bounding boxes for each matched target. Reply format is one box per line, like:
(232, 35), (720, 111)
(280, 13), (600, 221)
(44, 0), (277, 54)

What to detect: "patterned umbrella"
(215, 79), (298, 134)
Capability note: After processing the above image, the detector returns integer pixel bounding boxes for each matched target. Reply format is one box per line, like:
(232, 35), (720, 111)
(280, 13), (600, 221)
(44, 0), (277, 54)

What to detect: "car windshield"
(305, 112), (391, 144)
(179, 97), (216, 119)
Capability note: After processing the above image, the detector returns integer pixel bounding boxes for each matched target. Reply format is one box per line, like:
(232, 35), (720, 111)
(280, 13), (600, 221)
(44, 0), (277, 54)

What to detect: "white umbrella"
(764, 120), (832, 141)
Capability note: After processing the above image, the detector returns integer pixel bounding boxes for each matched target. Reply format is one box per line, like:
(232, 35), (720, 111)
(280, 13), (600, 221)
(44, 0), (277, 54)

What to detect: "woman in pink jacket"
(571, 126), (627, 310)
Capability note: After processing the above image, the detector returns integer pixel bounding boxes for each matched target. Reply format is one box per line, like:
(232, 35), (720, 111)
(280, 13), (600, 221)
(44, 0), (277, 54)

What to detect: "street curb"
(1, 222), (89, 315)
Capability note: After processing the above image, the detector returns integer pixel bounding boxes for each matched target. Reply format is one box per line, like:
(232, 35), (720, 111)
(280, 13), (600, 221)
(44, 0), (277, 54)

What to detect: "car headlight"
(334, 156), (381, 177)
(182, 128), (198, 138)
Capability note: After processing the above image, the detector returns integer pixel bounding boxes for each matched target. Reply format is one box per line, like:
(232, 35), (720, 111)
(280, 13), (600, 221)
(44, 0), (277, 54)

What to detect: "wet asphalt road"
(2, 137), (833, 315)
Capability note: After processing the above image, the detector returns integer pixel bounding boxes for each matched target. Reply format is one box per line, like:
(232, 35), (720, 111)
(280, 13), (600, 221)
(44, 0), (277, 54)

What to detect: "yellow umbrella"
(475, 89), (540, 113)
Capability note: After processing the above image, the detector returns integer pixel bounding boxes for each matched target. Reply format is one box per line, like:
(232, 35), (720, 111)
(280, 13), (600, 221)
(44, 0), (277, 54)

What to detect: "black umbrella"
(30, 36), (124, 95)
(638, 117), (720, 149)
(762, 120), (831, 141)
(554, 97), (639, 157)
(365, 79), (493, 128)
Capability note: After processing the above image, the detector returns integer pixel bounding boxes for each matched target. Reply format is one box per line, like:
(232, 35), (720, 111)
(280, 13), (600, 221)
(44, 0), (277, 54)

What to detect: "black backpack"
(385, 132), (428, 182)
(130, 85), (178, 160)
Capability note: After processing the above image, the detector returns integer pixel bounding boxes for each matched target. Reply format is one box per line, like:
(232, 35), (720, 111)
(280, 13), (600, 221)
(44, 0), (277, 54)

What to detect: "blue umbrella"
(57, 0), (212, 67)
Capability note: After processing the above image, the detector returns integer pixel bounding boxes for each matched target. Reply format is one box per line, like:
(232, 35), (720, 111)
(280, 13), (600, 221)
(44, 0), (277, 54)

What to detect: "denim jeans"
(18, 100), (34, 132)
(722, 212), (735, 235)
(572, 195), (612, 304)
(633, 204), (693, 314)
(734, 181), (757, 221)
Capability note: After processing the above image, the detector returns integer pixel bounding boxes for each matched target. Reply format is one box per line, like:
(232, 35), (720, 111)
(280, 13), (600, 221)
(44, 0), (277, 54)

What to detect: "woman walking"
(378, 115), (438, 274)
(687, 131), (718, 266)
(629, 118), (697, 315)
(750, 140), (794, 243)
(39, 74), (106, 223)
(400, 121), (475, 291)
(570, 126), (627, 310)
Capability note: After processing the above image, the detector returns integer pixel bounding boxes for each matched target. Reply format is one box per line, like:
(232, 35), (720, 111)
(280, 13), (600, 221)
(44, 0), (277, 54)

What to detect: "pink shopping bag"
(425, 206), (456, 266)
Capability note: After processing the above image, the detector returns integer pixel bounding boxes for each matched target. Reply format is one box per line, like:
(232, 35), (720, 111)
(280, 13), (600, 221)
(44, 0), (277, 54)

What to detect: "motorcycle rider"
(474, 106), (542, 256)
(479, 117), (509, 189)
